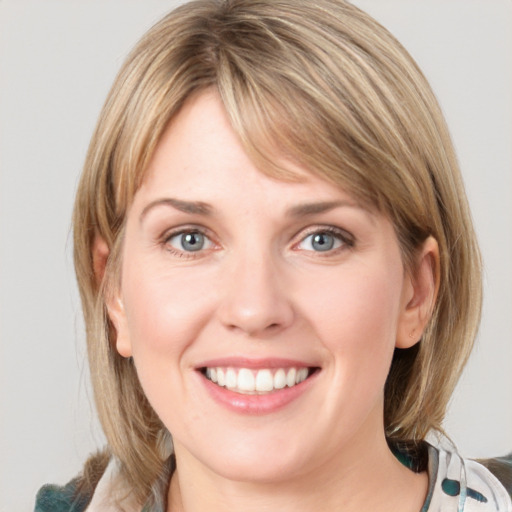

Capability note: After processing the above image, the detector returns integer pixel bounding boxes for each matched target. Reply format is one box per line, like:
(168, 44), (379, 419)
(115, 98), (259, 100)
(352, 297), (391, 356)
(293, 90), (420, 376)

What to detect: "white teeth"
(296, 367), (308, 384)
(274, 369), (286, 389)
(204, 366), (314, 394)
(255, 369), (274, 392)
(286, 367), (297, 387)
(226, 368), (237, 389)
(238, 368), (255, 392)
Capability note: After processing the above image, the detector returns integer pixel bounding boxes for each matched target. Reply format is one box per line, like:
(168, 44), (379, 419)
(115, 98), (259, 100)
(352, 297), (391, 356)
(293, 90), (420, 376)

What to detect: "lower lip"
(198, 370), (318, 415)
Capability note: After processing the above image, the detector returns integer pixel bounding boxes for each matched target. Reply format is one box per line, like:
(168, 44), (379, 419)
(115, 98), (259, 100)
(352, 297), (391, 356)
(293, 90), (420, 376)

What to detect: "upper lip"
(195, 357), (319, 370)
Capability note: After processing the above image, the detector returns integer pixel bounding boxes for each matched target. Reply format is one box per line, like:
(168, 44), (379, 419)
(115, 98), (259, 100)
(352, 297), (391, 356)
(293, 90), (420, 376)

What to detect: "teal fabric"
(34, 479), (91, 512)
(441, 478), (488, 503)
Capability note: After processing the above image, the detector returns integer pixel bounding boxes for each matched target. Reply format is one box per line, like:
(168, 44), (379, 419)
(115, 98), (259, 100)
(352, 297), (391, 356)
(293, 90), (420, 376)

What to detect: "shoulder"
(34, 451), (110, 512)
(478, 454), (512, 499)
(35, 451), (169, 512)
(426, 444), (512, 511)
(34, 479), (91, 512)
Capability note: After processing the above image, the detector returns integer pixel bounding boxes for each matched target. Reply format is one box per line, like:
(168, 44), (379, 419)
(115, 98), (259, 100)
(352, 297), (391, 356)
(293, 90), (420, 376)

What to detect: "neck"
(166, 419), (427, 512)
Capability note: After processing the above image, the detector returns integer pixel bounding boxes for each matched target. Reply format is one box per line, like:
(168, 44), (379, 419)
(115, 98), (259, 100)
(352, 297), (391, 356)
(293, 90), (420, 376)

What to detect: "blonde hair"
(73, 0), (482, 503)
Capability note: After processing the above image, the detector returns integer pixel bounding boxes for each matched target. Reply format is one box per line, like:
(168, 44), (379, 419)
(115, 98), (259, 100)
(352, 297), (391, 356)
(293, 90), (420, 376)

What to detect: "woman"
(35, 0), (512, 510)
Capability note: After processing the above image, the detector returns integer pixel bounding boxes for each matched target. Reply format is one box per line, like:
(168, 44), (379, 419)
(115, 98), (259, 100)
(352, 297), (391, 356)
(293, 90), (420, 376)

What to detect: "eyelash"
(161, 226), (217, 259)
(160, 225), (354, 258)
(293, 226), (354, 255)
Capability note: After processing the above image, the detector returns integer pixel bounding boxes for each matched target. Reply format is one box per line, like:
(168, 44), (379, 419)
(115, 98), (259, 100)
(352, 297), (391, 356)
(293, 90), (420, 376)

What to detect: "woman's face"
(109, 90), (420, 483)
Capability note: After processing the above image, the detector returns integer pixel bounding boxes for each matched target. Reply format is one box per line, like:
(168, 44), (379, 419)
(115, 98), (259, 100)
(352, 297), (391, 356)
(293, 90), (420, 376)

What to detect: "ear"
(92, 235), (109, 287)
(93, 234), (133, 358)
(106, 291), (133, 358)
(396, 236), (440, 349)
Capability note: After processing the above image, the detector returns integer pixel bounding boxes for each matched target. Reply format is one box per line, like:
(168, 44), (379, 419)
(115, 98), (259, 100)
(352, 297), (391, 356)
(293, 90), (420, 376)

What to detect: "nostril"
(217, 290), (295, 336)
(226, 322), (280, 333)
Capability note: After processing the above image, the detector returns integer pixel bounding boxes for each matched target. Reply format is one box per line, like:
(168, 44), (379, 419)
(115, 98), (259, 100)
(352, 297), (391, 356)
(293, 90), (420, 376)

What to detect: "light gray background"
(1, 1), (511, 510)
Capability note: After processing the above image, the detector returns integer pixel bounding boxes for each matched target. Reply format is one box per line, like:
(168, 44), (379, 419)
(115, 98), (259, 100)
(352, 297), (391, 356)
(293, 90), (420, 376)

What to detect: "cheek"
(302, 265), (403, 383)
(121, 258), (217, 359)
(303, 270), (403, 438)
(118, 260), (219, 428)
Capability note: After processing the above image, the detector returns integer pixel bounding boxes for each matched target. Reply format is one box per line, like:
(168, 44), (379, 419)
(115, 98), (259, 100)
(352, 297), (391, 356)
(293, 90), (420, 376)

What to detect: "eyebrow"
(285, 200), (360, 217)
(140, 198), (367, 223)
(140, 198), (213, 222)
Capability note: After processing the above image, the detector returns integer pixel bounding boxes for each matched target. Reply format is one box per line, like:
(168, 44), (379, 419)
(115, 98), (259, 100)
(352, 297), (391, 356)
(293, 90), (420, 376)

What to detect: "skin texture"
(107, 91), (438, 512)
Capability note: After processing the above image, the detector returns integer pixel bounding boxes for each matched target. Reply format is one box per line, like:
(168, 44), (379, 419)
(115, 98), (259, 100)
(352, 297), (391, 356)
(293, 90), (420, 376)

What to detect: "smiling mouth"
(200, 366), (319, 395)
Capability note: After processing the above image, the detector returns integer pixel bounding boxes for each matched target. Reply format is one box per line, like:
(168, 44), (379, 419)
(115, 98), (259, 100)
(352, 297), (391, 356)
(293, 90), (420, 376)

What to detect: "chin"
(177, 429), (312, 484)
(209, 452), (307, 484)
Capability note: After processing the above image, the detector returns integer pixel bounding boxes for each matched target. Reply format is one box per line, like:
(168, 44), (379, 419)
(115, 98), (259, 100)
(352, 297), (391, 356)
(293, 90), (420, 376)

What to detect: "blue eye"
(311, 233), (335, 251)
(167, 231), (212, 252)
(297, 230), (347, 252)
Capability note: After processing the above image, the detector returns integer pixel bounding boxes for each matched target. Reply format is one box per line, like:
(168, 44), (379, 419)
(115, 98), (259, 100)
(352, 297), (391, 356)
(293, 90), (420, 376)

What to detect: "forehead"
(135, 90), (372, 218)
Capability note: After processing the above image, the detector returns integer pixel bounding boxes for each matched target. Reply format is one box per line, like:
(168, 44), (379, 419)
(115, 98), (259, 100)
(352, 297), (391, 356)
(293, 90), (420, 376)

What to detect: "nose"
(216, 251), (295, 337)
